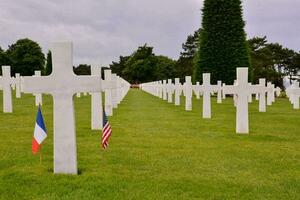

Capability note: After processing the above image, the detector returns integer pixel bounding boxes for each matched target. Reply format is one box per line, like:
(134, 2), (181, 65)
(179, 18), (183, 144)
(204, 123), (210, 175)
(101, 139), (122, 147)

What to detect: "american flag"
(102, 110), (112, 149)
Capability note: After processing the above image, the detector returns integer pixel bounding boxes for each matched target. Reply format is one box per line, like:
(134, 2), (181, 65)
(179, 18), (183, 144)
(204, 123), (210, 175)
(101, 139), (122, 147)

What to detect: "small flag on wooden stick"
(102, 110), (112, 149)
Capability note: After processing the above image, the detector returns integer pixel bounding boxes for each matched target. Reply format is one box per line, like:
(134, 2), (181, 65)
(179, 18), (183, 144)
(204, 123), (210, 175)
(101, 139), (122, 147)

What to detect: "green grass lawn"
(0, 89), (299, 200)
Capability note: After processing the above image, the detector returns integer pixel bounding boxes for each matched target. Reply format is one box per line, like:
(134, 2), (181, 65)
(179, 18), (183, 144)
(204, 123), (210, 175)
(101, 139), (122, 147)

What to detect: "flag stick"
(40, 146), (42, 165)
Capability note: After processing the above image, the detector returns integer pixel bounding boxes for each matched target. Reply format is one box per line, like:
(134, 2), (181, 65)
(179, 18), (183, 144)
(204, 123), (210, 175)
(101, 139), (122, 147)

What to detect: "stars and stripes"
(102, 110), (112, 149)
(32, 106), (47, 154)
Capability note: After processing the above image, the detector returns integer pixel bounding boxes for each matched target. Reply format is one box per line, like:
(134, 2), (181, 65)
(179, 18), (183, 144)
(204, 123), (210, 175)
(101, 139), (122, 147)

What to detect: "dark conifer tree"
(194, 0), (251, 84)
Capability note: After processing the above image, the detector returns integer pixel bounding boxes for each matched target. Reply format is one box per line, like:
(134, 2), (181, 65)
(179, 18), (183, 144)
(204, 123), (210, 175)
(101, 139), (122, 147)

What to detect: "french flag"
(32, 106), (47, 154)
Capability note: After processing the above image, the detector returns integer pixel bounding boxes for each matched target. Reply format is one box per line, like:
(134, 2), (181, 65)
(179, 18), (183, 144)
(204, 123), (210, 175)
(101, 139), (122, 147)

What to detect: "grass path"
(0, 89), (299, 199)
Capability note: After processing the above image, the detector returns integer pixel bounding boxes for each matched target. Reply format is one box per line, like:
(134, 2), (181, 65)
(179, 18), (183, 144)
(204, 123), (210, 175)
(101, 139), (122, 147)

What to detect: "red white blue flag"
(102, 111), (112, 149)
(32, 106), (47, 154)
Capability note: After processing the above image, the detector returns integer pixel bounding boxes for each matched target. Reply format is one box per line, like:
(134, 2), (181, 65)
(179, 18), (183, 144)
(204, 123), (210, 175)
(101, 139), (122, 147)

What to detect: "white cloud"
(0, 0), (299, 66)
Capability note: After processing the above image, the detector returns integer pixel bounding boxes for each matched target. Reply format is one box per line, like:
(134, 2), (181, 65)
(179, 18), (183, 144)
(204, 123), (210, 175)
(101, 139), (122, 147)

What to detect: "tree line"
(0, 38), (90, 76)
(110, 29), (300, 87)
(1, 35), (299, 88)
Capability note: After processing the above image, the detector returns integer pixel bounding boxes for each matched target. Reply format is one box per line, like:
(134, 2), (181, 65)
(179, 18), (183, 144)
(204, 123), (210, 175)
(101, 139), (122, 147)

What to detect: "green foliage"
(175, 57), (194, 82)
(180, 29), (201, 59)
(194, 0), (251, 84)
(0, 90), (299, 199)
(155, 56), (176, 80)
(111, 44), (176, 84)
(0, 47), (9, 75)
(6, 38), (45, 76)
(110, 56), (130, 78)
(177, 29), (201, 82)
(73, 64), (91, 75)
(44, 50), (52, 75)
(123, 44), (157, 84)
(248, 36), (300, 87)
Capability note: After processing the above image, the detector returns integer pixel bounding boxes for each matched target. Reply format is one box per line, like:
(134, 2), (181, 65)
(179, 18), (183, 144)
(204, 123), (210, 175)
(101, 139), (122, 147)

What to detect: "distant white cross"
(222, 83), (226, 99)
(252, 78), (267, 112)
(22, 42), (102, 174)
(183, 76), (192, 111)
(104, 70), (114, 116)
(91, 66), (103, 130)
(193, 82), (201, 99)
(15, 73), (21, 98)
(162, 80), (167, 100)
(0, 66), (13, 113)
(290, 82), (300, 109)
(200, 73), (216, 119)
(34, 71), (43, 106)
(223, 68), (255, 134)
(166, 79), (174, 103)
(216, 81), (222, 104)
(174, 78), (182, 106)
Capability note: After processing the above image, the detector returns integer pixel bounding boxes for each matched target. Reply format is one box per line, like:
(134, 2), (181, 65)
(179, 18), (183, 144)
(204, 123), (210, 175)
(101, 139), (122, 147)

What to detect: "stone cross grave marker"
(162, 80), (167, 100)
(91, 66), (103, 130)
(252, 78), (267, 112)
(34, 71), (43, 106)
(104, 69), (114, 116)
(166, 79), (174, 103)
(0, 66), (13, 113)
(183, 76), (192, 111)
(15, 73), (21, 98)
(216, 81), (222, 104)
(22, 42), (101, 174)
(158, 81), (163, 99)
(193, 82), (201, 99)
(174, 78), (182, 106)
(290, 82), (300, 109)
(223, 68), (255, 134)
(200, 73), (215, 119)
(222, 83), (226, 99)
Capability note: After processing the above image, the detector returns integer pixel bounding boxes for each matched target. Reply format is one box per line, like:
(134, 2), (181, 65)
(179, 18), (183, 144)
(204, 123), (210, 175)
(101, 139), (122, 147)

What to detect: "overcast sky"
(0, 0), (299, 66)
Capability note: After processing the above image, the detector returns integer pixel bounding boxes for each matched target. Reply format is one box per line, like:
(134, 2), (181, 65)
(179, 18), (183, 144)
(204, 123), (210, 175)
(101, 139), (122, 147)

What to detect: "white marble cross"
(91, 66), (103, 130)
(166, 79), (174, 103)
(267, 82), (273, 106)
(22, 42), (102, 174)
(174, 78), (182, 106)
(200, 73), (216, 119)
(252, 79), (267, 112)
(248, 83), (253, 103)
(155, 81), (160, 97)
(111, 74), (118, 108)
(162, 80), (167, 100)
(216, 81), (222, 104)
(158, 81), (163, 99)
(104, 70), (114, 116)
(222, 83), (226, 99)
(193, 82), (201, 99)
(223, 68), (255, 134)
(275, 87), (281, 97)
(0, 66), (13, 113)
(15, 73), (21, 98)
(290, 82), (300, 109)
(183, 76), (192, 111)
(34, 71), (43, 106)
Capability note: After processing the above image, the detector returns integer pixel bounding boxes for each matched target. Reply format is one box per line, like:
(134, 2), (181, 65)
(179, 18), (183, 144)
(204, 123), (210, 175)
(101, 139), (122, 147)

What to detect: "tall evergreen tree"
(177, 28), (201, 82)
(45, 50), (52, 75)
(194, 0), (251, 84)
